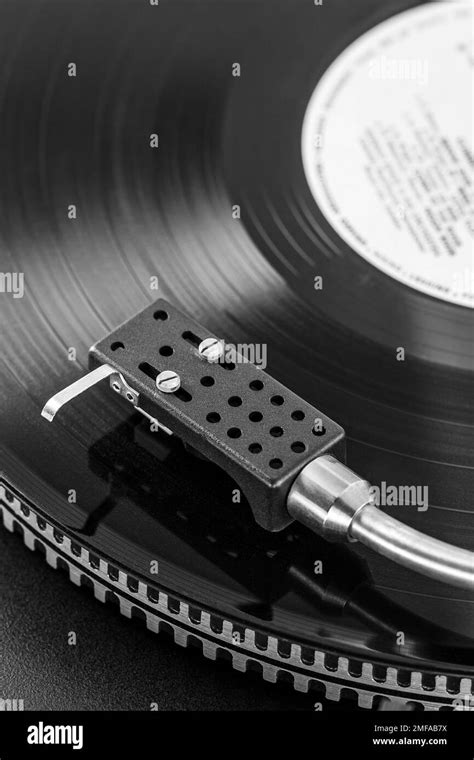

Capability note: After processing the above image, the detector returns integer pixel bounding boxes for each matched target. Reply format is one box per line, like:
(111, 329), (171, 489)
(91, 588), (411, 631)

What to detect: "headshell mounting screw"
(156, 370), (181, 393)
(198, 337), (224, 363)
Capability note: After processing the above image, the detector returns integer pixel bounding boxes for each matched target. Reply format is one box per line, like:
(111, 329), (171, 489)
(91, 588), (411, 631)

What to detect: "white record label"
(302, 1), (473, 307)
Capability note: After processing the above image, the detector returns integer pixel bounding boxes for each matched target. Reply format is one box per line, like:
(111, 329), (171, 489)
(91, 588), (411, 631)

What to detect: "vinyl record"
(0, 0), (473, 710)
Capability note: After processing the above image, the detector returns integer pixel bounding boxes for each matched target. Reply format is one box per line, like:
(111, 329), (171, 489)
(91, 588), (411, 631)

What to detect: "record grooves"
(0, 0), (472, 710)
